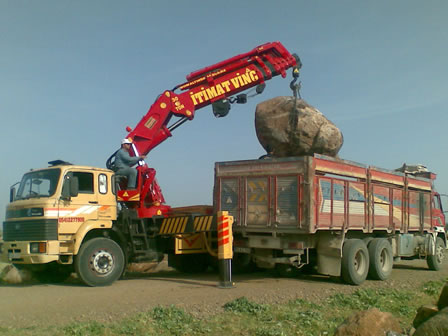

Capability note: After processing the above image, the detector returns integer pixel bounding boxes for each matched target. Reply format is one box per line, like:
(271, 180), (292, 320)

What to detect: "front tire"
(75, 238), (125, 287)
(368, 238), (393, 280)
(427, 237), (446, 271)
(341, 239), (369, 285)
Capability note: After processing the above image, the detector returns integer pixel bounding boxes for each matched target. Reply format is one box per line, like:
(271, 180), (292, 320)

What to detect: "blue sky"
(1, 0), (448, 217)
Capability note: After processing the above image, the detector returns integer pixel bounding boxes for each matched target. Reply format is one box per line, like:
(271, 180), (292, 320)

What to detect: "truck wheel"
(368, 238), (393, 280)
(75, 238), (125, 287)
(341, 239), (369, 285)
(427, 237), (446, 271)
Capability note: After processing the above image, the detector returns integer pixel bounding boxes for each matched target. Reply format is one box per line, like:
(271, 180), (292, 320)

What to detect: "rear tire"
(75, 238), (125, 287)
(368, 238), (393, 280)
(427, 237), (446, 271)
(341, 239), (369, 285)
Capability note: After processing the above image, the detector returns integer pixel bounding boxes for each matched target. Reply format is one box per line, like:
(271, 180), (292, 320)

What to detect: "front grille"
(3, 219), (58, 241)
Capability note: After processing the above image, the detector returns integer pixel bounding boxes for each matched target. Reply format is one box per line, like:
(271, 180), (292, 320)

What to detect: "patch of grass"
(151, 305), (202, 336)
(327, 287), (418, 317)
(3, 275), (447, 336)
(223, 296), (268, 315)
(63, 321), (106, 336)
(422, 278), (447, 296)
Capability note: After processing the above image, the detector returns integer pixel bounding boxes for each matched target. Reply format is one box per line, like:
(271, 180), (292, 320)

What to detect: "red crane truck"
(1, 42), (301, 286)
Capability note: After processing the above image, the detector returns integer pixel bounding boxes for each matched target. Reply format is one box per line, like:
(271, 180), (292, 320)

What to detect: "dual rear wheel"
(341, 238), (393, 285)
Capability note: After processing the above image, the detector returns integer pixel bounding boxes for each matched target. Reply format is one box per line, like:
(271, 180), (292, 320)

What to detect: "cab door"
(58, 171), (98, 234)
(96, 172), (117, 221)
(432, 193), (445, 229)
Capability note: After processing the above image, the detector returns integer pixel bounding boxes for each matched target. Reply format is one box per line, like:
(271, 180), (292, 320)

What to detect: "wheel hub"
(90, 250), (114, 275)
(354, 250), (367, 274)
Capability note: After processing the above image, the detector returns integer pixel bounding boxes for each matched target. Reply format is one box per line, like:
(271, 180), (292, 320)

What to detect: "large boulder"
(437, 282), (448, 311)
(255, 97), (343, 157)
(413, 307), (448, 336)
(412, 282), (448, 336)
(334, 308), (402, 336)
(413, 305), (439, 329)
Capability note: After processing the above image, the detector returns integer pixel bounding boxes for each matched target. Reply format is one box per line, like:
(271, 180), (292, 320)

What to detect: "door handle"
(89, 201), (98, 204)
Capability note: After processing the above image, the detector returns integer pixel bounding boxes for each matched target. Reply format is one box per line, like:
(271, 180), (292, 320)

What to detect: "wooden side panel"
(332, 180), (346, 229)
(392, 188), (404, 231)
(275, 175), (300, 229)
(316, 177), (331, 229)
(245, 177), (270, 228)
(408, 191), (420, 231)
(372, 185), (391, 229)
(314, 157), (367, 179)
(422, 193), (431, 230)
(408, 177), (432, 191)
(370, 169), (405, 187)
(347, 181), (367, 229)
(219, 177), (240, 225)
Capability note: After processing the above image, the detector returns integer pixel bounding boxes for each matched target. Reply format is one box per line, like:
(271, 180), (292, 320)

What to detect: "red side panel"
(392, 188), (404, 231)
(315, 176), (366, 231)
(348, 181), (367, 229)
(371, 185), (391, 229)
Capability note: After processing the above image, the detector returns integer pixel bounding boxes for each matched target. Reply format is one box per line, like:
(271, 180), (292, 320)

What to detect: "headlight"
(28, 208), (43, 217)
(30, 242), (46, 254)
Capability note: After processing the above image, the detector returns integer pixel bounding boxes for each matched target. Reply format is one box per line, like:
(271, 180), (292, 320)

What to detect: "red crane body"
(116, 42), (300, 218)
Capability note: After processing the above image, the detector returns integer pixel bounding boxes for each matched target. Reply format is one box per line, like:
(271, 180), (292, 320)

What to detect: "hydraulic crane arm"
(113, 42), (301, 218)
(125, 41), (300, 157)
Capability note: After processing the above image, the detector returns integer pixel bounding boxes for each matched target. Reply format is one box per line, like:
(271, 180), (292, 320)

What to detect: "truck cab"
(1, 161), (117, 266)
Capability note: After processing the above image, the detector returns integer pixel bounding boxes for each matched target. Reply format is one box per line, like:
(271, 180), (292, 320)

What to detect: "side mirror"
(61, 176), (79, 199)
(10, 187), (16, 203)
(212, 99), (231, 118)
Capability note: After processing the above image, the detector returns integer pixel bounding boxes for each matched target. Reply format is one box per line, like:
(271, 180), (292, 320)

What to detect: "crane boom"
(114, 41), (301, 218)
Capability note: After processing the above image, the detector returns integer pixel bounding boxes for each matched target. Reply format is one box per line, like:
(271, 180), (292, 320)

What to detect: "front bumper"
(0, 240), (61, 264)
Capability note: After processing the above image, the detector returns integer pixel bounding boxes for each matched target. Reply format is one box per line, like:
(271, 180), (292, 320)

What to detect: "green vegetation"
(0, 278), (446, 336)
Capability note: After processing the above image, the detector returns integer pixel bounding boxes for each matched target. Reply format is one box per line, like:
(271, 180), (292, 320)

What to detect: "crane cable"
(289, 66), (302, 145)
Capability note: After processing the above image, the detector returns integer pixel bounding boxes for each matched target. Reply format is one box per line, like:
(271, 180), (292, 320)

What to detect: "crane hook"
(290, 67), (302, 99)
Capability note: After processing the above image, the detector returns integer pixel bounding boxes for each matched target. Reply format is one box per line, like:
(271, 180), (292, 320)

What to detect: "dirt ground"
(0, 259), (447, 328)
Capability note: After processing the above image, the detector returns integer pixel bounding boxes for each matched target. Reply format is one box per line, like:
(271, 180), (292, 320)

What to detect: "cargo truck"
(215, 154), (446, 284)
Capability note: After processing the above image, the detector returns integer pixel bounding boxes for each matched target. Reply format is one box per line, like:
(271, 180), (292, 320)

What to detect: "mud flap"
(316, 231), (344, 276)
(425, 233), (436, 255)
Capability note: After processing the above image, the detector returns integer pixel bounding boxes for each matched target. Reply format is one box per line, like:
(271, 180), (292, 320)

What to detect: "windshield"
(16, 168), (61, 200)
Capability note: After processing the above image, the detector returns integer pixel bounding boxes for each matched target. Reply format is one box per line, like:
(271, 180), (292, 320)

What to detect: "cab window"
(433, 195), (441, 211)
(99, 174), (108, 194)
(72, 172), (94, 194)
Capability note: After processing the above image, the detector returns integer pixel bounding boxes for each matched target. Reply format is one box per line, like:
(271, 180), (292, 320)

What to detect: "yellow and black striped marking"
(159, 217), (189, 234)
(193, 216), (213, 232)
(157, 215), (216, 235)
